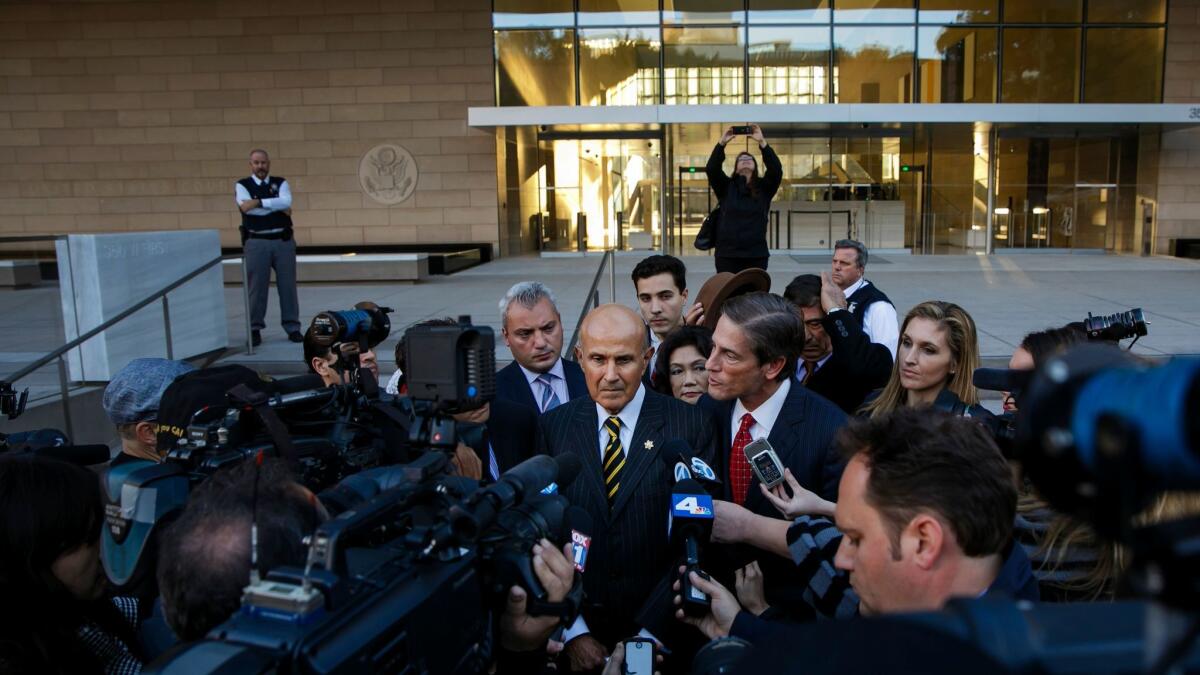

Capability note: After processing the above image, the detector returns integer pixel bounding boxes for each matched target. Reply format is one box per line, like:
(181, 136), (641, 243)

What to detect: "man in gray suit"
(537, 304), (716, 671)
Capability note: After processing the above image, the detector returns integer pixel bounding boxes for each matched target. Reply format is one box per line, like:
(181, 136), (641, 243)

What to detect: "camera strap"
(228, 383), (297, 461)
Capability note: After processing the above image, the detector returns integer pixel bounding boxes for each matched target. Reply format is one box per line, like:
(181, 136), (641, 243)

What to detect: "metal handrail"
(564, 249), (615, 361)
(2, 252), (253, 438)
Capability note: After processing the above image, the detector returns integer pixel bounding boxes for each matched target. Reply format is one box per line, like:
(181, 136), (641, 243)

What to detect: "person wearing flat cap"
(102, 358), (195, 467)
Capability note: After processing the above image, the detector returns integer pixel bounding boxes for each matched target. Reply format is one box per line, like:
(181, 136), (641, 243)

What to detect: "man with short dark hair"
(782, 273), (892, 414)
(236, 148), (300, 346)
(675, 409), (1037, 641)
(157, 458), (321, 641)
(630, 254), (702, 384)
(699, 292), (847, 623)
(703, 293), (847, 505)
(830, 239), (898, 358)
(495, 281), (588, 414)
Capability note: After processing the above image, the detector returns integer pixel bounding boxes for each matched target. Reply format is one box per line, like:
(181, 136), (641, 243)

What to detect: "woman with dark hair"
(0, 455), (143, 674)
(705, 124), (782, 274)
(652, 325), (714, 404)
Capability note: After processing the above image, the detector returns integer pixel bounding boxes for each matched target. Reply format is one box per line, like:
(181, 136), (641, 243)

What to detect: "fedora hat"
(693, 268), (771, 330)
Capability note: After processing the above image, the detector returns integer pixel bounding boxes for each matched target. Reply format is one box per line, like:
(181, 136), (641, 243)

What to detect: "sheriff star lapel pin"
(644, 440), (654, 450)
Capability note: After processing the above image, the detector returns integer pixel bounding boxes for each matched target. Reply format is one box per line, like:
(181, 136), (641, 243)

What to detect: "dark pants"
(715, 255), (769, 274)
(245, 237), (300, 333)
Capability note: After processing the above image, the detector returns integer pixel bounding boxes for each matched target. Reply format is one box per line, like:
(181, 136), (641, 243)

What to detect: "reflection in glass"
(495, 30), (577, 106)
(834, 0), (915, 24)
(1084, 28), (1164, 103)
(1087, 0), (1165, 24)
(917, 0), (997, 24)
(664, 0), (745, 25)
(833, 26), (915, 103)
(917, 26), (996, 102)
(579, 0), (661, 26)
(579, 28), (661, 106)
(1001, 28), (1079, 103)
(1002, 0), (1081, 23)
(493, 0), (574, 28)
(663, 27), (745, 104)
(748, 27), (830, 104)
(749, 0), (830, 24)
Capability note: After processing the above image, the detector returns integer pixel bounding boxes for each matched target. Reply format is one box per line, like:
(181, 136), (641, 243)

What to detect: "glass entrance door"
(536, 136), (662, 252)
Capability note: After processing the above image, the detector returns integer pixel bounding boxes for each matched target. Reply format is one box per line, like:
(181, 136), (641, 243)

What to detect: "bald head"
(579, 304), (648, 351)
(576, 304), (653, 414)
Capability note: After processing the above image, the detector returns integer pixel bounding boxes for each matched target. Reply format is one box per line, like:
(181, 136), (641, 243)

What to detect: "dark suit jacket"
(494, 358), (588, 413)
(801, 309), (894, 415)
(459, 398), (539, 482)
(699, 382), (848, 616)
(535, 388), (716, 647)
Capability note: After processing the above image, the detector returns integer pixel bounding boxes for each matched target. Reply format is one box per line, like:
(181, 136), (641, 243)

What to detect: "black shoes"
(287, 331), (304, 343)
(251, 330), (262, 347)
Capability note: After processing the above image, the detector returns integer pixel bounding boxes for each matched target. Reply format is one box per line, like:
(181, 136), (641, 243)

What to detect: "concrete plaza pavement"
(224, 250), (1200, 377)
(3, 250), (1199, 410)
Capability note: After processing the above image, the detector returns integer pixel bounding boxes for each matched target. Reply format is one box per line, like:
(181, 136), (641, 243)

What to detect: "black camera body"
(148, 453), (583, 675)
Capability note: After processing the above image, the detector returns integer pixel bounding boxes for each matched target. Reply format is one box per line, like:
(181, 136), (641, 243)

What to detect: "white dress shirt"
(564, 384), (655, 645)
(519, 358), (570, 411)
(234, 174), (293, 222)
(648, 330), (662, 378)
(731, 377), (792, 446)
(594, 383), (645, 461)
(842, 278), (899, 359)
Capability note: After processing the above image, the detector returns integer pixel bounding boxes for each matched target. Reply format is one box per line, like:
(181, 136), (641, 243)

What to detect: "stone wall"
(1159, 0), (1200, 255)
(0, 0), (498, 250)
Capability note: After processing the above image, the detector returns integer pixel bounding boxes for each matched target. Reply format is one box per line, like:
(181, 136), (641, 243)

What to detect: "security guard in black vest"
(236, 149), (301, 346)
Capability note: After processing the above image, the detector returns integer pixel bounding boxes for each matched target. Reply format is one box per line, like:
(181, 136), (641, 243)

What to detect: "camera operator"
(156, 457), (323, 642)
(156, 456), (579, 667)
(102, 358), (196, 467)
(0, 455), (144, 674)
(304, 327), (379, 387)
(675, 409), (1037, 642)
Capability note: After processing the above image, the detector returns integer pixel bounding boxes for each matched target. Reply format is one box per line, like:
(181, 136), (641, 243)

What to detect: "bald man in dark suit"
(536, 304), (716, 671)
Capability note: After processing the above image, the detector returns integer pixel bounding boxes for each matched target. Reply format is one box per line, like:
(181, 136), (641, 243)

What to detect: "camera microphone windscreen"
(973, 367), (1032, 394)
(565, 505), (594, 573)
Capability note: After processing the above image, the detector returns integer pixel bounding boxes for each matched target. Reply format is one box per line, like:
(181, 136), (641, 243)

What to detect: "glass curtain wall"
(494, 0), (1165, 106)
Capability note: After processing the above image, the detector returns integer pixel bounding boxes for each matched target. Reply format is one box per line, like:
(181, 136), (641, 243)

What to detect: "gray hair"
(498, 281), (559, 326)
(249, 148), (269, 159)
(834, 239), (868, 268)
(720, 292), (803, 382)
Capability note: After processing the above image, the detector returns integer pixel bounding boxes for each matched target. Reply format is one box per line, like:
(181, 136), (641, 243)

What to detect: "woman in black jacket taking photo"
(705, 123), (782, 273)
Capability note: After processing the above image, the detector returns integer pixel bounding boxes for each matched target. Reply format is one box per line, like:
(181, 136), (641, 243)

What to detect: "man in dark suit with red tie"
(536, 304), (716, 672)
(699, 292), (847, 613)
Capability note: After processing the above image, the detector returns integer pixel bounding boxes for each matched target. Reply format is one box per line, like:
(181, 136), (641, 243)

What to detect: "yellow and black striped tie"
(602, 416), (624, 506)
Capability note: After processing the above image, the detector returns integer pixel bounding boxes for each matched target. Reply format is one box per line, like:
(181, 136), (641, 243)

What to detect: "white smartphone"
(623, 637), (656, 675)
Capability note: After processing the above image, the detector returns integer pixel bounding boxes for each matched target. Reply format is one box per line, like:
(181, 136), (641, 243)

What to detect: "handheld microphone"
(660, 439), (721, 489)
(669, 475), (715, 616)
(564, 505), (594, 573)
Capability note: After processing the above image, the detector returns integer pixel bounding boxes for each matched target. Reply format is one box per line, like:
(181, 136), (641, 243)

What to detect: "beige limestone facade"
(0, 0), (499, 251)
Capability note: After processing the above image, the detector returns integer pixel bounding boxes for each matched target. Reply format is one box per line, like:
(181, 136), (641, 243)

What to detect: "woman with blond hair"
(861, 300), (990, 419)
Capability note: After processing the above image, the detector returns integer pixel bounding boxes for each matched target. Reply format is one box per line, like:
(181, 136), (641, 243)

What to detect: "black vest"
(845, 280), (893, 321)
(237, 176), (293, 234)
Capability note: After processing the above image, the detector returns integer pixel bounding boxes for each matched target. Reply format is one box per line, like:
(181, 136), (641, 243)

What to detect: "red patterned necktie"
(730, 413), (756, 505)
